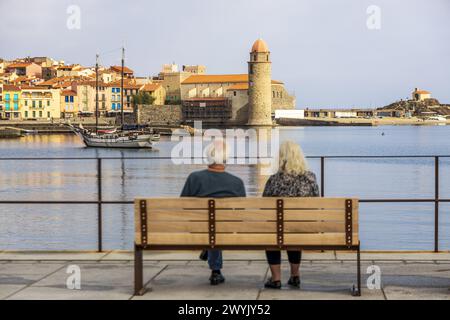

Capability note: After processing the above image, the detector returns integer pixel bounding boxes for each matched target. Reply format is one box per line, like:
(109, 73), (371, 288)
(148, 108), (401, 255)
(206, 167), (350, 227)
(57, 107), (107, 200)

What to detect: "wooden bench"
(134, 197), (361, 296)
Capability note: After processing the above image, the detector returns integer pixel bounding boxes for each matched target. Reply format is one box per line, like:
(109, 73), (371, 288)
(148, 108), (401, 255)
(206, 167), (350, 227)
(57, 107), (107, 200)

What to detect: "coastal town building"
(29, 56), (55, 67)
(182, 65), (206, 74)
(141, 83), (166, 105)
(0, 83), (4, 119)
(2, 84), (22, 119)
(60, 90), (79, 118)
(109, 66), (134, 78)
(5, 62), (42, 78)
(20, 86), (61, 120)
(118, 80), (141, 113)
(72, 80), (108, 116)
(180, 39), (295, 126)
(304, 108), (374, 118)
(412, 88), (431, 101)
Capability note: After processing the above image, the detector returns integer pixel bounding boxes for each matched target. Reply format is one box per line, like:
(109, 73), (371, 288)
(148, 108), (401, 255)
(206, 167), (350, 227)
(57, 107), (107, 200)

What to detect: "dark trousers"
(265, 250), (302, 265)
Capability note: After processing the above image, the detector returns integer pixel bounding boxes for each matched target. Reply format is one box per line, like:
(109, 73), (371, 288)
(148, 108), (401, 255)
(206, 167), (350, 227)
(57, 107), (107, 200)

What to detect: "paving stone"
(0, 263), (65, 299)
(7, 263), (165, 300)
(383, 286), (450, 300)
(133, 262), (267, 300)
(1, 253), (450, 300)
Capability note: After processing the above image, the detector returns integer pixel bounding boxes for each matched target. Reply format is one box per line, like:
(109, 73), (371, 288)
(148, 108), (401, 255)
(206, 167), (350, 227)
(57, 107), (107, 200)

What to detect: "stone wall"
(271, 84), (296, 111)
(136, 104), (183, 126)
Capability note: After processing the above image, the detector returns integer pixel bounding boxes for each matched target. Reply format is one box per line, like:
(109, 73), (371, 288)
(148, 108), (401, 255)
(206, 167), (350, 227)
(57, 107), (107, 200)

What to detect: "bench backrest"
(134, 197), (359, 249)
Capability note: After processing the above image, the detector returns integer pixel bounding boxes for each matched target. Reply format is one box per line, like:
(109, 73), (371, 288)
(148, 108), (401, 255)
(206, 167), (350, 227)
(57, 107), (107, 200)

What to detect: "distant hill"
(378, 98), (450, 116)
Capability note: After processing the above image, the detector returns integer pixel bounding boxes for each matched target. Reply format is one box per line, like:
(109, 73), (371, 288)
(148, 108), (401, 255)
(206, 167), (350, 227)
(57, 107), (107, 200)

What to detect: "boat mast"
(121, 47), (125, 127)
(95, 53), (99, 134)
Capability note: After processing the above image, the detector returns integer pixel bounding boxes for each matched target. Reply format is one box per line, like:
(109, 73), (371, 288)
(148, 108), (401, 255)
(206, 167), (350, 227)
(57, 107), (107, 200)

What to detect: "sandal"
(287, 276), (301, 288)
(264, 277), (282, 289)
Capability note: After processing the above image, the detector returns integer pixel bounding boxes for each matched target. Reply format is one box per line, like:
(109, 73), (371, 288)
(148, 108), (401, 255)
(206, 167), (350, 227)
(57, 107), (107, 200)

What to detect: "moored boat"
(69, 48), (152, 149)
(71, 125), (152, 148)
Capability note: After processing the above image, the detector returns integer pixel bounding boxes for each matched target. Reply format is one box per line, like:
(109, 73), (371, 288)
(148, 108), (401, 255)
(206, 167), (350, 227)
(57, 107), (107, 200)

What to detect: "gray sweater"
(180, 169), (246, 198)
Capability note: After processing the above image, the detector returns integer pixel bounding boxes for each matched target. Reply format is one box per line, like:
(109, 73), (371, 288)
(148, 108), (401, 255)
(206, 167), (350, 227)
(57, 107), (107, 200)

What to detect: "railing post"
(320, 156), (325, 197)
(434, 156), (439, 252)
(97, 158), (103, 252)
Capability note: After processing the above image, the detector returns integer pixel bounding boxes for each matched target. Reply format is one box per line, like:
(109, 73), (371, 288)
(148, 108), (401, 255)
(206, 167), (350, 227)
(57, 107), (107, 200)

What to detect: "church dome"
(251, 39), (269, 53)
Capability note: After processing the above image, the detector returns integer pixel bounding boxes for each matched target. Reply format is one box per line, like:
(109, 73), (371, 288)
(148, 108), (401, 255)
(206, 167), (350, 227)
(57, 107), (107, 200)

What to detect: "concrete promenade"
(1, 251), (449, 300)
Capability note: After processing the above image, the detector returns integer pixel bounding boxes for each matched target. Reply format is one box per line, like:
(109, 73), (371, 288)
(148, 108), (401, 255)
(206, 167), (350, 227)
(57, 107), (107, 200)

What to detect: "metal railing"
(0, 155), (449, 252)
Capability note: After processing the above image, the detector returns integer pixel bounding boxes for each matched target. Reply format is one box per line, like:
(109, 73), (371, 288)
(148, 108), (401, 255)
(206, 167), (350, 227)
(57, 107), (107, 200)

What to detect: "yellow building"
(60, 90), (79, 118)
(73, 81), (108, 115)
(141, 83), (166, 105)
(2, 84), (22, 119)
(21, 86), (61, 120)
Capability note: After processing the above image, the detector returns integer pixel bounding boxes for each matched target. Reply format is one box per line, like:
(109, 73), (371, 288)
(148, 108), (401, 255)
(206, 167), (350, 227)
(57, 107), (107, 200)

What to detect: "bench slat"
(145, 221), (357, 233)
(144, 210), (209, 221)
(215, 198), (358, 209)
(144, 232), (358, 246)
(144, 209), (350, 222)
(148, 233), (209, 245)
(140, 198), (358, 210)
(284, 233), (359, 246)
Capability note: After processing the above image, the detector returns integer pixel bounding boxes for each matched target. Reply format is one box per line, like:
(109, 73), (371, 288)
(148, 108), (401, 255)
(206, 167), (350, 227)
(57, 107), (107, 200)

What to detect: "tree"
(132, 92), (156, 106)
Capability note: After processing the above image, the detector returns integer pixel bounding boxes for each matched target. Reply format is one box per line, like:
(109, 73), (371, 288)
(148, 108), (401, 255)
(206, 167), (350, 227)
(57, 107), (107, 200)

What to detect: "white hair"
(204, 140), (229, 165)
(278, 140), (308, 175)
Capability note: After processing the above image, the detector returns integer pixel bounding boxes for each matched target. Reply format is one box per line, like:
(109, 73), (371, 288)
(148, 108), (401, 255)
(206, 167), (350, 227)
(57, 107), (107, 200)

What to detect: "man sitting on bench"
(180, 140), (246, 285)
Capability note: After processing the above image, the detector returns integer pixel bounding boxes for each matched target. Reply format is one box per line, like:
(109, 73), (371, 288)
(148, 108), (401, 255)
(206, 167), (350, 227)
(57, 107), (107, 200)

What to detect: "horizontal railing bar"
(0, 155), (449, 161)
(0, 199), (448, 204)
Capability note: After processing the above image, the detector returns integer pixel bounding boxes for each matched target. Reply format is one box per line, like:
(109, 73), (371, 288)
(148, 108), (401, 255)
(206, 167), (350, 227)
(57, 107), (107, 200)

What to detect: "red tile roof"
(182, 74), (284, 85)
(141, 83), (161, 92)
(110, 65), (134, 74)
(6, 62), (32, 68)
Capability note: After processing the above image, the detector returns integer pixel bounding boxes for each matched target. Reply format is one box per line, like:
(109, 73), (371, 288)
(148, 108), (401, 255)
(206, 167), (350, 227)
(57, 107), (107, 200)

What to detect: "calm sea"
(0, 125), (449, 251)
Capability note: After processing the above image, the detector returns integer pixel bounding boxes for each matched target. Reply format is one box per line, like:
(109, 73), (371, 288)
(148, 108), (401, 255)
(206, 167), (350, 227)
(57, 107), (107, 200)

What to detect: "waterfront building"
(0, 83), (3, 119)
(55, 64), (94, 78)
(109, 65), (134, 78)
(141, 83), (166, 105)
(412, 88), (431, 101)
(122, 81), (142, 112)
(182, 65), (206, 74)
(5, 62), (42, 78)
(29, 56), (55, 67)
(2, 84), (22, 120)
(20, 86), (61, 120)
(106, 79), (137, 115)
(304, 108), (374, 118)
(159, 68), (195, 104)
(60, 90), (79, 118)
(0, 59), (6, 73)
(179, 39), (294, 126)
(375, 109), (404, 117)
(73, 80), (108, 116)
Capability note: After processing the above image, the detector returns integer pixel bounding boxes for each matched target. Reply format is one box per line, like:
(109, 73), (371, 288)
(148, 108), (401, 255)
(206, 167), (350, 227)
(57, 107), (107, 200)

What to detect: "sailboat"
(70, 48), (152, 149)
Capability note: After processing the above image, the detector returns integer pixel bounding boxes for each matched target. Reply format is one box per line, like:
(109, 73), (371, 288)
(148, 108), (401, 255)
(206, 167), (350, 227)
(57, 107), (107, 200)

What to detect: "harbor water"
(0, 125), (449, 251)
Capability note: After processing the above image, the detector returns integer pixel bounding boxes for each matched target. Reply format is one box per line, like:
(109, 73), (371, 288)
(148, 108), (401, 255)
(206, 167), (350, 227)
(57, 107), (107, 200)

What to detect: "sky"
(1, 0), (449, 108)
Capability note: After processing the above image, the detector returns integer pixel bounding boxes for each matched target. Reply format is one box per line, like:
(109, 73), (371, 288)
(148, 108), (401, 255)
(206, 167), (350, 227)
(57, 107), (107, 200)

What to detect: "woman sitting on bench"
(263, 141), (320, 289)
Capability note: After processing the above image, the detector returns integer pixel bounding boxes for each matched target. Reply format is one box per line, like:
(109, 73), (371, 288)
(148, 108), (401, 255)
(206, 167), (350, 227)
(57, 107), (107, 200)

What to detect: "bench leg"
(351, 242), (362, 297)
(134, 244), (146, 296)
